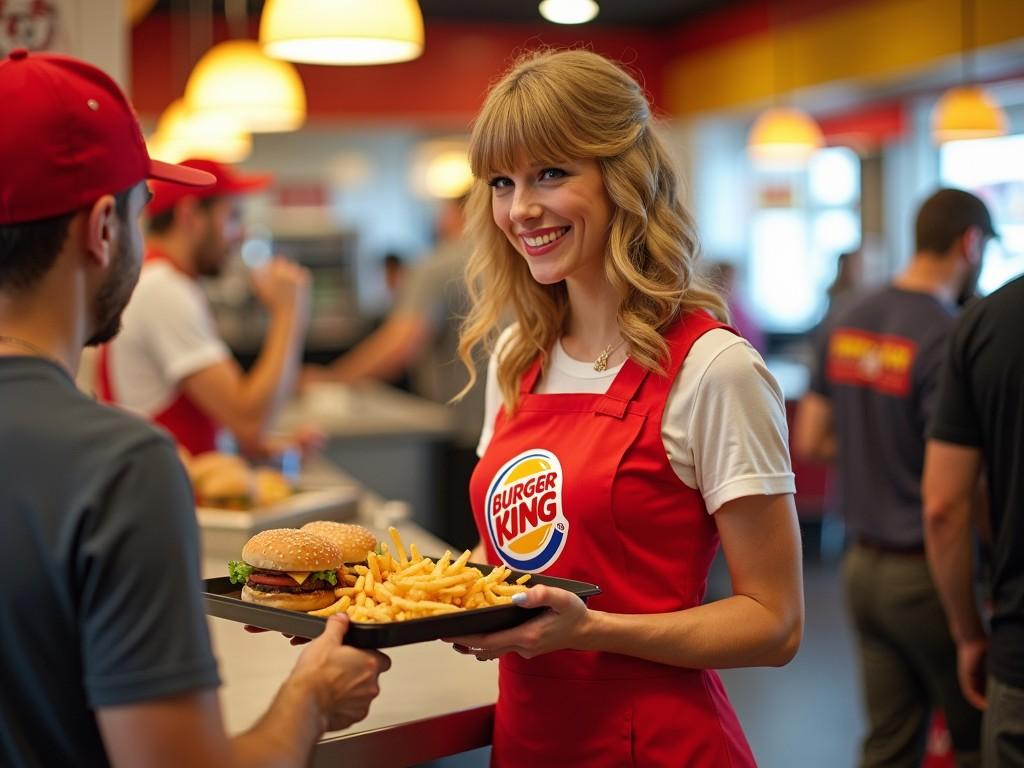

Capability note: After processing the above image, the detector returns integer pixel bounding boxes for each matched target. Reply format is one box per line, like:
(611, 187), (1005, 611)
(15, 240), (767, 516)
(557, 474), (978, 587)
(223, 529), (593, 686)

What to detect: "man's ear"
(85, 194), (117, 268)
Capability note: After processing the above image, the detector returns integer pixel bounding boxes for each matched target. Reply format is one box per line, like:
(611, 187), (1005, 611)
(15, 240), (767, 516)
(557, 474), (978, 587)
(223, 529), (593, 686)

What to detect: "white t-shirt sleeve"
(664, 329), (795, 513)
(140, 271), (230, 384)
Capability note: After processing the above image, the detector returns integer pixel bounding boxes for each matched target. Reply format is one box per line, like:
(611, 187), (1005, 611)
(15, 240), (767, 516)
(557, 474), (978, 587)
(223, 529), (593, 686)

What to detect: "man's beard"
(85, 230), (140, 347)
(194, 225), (226, 278)
(956, 259), (983, 307)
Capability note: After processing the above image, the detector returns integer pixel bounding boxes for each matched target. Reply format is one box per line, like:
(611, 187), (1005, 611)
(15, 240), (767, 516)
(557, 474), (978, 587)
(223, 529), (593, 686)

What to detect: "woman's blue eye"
(488, 176), (512, 189)
(540, 168), (566, 180)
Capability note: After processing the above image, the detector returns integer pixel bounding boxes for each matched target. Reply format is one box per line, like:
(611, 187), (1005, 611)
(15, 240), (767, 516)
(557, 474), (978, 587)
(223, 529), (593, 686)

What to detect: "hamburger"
(229, 528), (343, 612)
(254, 467), (293, 507)
(301, 521), (377, 562)
(189, 452), (254, 509)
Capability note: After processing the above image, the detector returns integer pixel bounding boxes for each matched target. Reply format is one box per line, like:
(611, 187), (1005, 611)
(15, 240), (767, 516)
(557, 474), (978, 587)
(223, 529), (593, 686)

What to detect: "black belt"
(855, 536), (926, 556)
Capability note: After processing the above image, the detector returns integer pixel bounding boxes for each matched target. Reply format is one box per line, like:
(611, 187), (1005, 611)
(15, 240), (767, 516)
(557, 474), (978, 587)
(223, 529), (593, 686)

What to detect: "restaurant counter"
(202, 507), (498, 767)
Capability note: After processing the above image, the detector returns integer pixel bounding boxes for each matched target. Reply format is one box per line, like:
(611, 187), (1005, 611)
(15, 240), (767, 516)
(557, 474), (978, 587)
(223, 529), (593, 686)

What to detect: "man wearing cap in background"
(0, 49), (387, 768)
(795, 188), (995, 767)
(98, 158), (311, 457)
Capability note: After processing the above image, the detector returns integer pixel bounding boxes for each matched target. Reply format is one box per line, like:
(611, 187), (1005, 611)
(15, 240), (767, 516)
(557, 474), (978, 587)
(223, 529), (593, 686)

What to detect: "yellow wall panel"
(666, 0), (1024, 116)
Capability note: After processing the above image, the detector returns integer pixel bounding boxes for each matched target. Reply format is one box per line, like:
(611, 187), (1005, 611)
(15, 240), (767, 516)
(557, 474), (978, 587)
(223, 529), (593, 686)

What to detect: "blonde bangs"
(469, 73), (588, 178)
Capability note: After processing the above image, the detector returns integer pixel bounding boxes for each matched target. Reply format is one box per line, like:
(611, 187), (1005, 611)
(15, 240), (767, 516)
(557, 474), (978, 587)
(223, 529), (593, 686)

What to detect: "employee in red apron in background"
(98, 159), (311, 457)
(446, 50), (804, 767)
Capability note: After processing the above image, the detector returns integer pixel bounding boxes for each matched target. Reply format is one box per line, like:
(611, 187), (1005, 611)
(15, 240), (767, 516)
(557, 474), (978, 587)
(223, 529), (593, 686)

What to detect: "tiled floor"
(424, 548), (866, 768)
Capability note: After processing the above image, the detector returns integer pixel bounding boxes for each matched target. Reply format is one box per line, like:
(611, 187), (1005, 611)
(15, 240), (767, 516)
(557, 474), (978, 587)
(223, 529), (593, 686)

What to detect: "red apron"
(471, 311), (757, 768)
(96, 249), (218, 456)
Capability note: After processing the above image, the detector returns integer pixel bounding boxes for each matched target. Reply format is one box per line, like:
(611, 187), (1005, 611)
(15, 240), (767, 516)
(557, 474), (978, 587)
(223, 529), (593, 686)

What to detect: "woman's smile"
(519, 225), (571, 256)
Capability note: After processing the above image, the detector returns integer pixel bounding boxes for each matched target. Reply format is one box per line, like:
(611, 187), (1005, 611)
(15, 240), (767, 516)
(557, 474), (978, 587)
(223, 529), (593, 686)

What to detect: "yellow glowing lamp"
(747, 107), (825, 167)
(932, 85), (1008, 144)
(185, 40), (306, 133)
(538, 0), (600, 24)
(260, 0), (424, 65)
(148, 100), (252, 164)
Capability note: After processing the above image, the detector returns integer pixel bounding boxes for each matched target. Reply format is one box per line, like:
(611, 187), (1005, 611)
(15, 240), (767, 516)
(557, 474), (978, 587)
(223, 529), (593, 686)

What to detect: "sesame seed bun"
(301, 521), (377, 562)
(240, 584), (337, 612)
(241, 528), (343, 572)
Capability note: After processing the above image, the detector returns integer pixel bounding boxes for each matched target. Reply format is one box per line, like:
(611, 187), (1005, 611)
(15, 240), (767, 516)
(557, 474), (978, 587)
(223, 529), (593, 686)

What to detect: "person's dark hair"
(147, 195), (218, 235)
(915, 188), (996, 255)
(0, 188), (132, 292)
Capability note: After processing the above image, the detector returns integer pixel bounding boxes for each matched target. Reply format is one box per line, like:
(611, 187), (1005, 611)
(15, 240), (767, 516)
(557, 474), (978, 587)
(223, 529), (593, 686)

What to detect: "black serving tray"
(203, 564), (601, 649)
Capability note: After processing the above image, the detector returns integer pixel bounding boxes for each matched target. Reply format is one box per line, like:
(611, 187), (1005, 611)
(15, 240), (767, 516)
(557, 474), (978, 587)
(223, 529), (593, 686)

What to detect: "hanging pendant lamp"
(538, 0), (600, 25)
(148, 99), (252, 164)
(185, 40), (306, 133)
(932, 0), (1007, 144)
(933, 85), (1008, 142)
(260, 0), (424, 66)
(748, 106), (825, 166)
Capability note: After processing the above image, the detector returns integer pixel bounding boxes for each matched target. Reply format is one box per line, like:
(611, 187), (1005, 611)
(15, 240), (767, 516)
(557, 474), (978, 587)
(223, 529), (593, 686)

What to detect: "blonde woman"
(447, 50), (803, 767)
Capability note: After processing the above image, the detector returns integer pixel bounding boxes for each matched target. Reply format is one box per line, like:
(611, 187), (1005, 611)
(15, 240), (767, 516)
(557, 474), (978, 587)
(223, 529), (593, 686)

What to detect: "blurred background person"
(304, 195), (484, 549)
(795, 188), (995, 768)
(924, 271), (1024, 767)
(98, 158), (312, 458)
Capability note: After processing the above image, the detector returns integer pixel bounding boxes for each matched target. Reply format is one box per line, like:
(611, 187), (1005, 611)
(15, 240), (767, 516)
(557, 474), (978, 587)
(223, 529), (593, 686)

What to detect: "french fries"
(308, 526), (531, 622)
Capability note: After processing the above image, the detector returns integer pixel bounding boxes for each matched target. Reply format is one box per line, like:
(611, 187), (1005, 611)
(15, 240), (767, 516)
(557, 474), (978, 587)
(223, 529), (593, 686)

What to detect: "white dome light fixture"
(260, 0), (425, 66)
(539, 0), (599, 25)
(185, 40), (306, 133)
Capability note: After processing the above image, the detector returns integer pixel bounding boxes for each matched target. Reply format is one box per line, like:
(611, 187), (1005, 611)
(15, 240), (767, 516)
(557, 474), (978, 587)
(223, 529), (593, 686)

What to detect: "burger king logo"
(485, 449), (568, 572)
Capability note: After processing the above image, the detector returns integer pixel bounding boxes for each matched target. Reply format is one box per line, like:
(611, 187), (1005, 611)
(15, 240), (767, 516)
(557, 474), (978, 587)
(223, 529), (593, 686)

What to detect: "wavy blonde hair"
(457, 49), (727, 413)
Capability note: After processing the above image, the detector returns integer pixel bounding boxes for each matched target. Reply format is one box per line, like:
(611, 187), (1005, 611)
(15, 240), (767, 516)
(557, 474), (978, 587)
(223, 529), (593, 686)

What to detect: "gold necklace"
(593, 339), (627, 372)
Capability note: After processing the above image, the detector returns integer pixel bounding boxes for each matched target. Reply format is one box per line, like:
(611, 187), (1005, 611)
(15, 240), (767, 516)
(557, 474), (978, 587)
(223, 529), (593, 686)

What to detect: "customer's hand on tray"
(291, 614), (392, 732)
(444, 585), (588, 661)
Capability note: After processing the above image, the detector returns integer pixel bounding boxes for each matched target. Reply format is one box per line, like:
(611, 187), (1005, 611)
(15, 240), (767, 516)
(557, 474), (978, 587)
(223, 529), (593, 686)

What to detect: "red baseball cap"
(147, 158), (273, 217)
(0, 49), (214, 225)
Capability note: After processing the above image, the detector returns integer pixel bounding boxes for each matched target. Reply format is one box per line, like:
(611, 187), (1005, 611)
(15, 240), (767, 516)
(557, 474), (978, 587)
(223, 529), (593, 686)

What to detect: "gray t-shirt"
(810, 286), (955, 547)
(0, 357), (219, 768)
(396, 238), (484, 448)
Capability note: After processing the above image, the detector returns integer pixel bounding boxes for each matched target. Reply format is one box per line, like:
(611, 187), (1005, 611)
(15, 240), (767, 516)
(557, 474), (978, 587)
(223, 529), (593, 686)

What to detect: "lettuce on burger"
(229, 528), (343, 612)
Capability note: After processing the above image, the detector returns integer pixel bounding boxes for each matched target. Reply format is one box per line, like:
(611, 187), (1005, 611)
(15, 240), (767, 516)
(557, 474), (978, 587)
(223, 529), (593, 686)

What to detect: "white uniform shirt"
(478, 327), (795, 513)
(108, 261), (230, 417)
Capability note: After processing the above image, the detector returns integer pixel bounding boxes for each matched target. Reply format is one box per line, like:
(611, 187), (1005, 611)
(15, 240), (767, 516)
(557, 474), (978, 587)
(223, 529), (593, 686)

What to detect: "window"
(749, 147), (861, 332)
(940, 134), (1024, 294)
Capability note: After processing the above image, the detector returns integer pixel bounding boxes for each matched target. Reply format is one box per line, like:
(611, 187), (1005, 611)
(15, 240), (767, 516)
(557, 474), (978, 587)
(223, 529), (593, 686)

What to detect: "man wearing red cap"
(98, 158), (311, 457)
(0, 50), (387, 768)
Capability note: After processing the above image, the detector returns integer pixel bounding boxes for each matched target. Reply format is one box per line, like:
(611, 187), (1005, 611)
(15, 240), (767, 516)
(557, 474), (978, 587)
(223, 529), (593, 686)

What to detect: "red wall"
(130, 15), (672, 126)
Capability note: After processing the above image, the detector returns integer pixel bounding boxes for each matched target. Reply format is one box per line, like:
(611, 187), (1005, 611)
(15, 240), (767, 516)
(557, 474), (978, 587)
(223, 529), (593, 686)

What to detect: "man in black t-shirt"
(925, 273), (1024, 766)
(0, 50), (388, 767)
(795, 188), (995, 767)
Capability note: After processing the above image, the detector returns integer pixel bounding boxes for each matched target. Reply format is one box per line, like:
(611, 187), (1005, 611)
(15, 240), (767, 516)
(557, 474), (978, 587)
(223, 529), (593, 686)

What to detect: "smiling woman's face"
(488, 157), (612, 287)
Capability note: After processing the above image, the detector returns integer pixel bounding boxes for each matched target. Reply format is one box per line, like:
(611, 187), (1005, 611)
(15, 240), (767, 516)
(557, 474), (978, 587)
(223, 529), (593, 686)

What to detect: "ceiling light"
(747, 107), (825, 167)
(148, 99), (252, 164)
(933, 86), (1008, 143)
(932, 0), (1008, 144)
(538, 0), (599, 24)
(185, 40), (306, 133)
(260, 0), (424, 66)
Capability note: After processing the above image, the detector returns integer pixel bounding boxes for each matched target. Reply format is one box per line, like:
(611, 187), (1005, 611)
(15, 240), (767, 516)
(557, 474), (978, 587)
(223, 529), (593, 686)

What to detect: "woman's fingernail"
(511, 592), (527, 605)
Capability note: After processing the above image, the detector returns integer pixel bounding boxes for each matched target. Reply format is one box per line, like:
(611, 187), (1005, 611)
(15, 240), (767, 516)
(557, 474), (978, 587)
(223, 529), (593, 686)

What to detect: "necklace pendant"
(593, 346), (612, 372)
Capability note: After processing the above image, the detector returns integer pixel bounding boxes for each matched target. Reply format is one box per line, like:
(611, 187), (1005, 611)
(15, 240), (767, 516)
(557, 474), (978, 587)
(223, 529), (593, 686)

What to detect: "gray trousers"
(844, 544), (982, 767)
(984, 676), (1024, 766)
